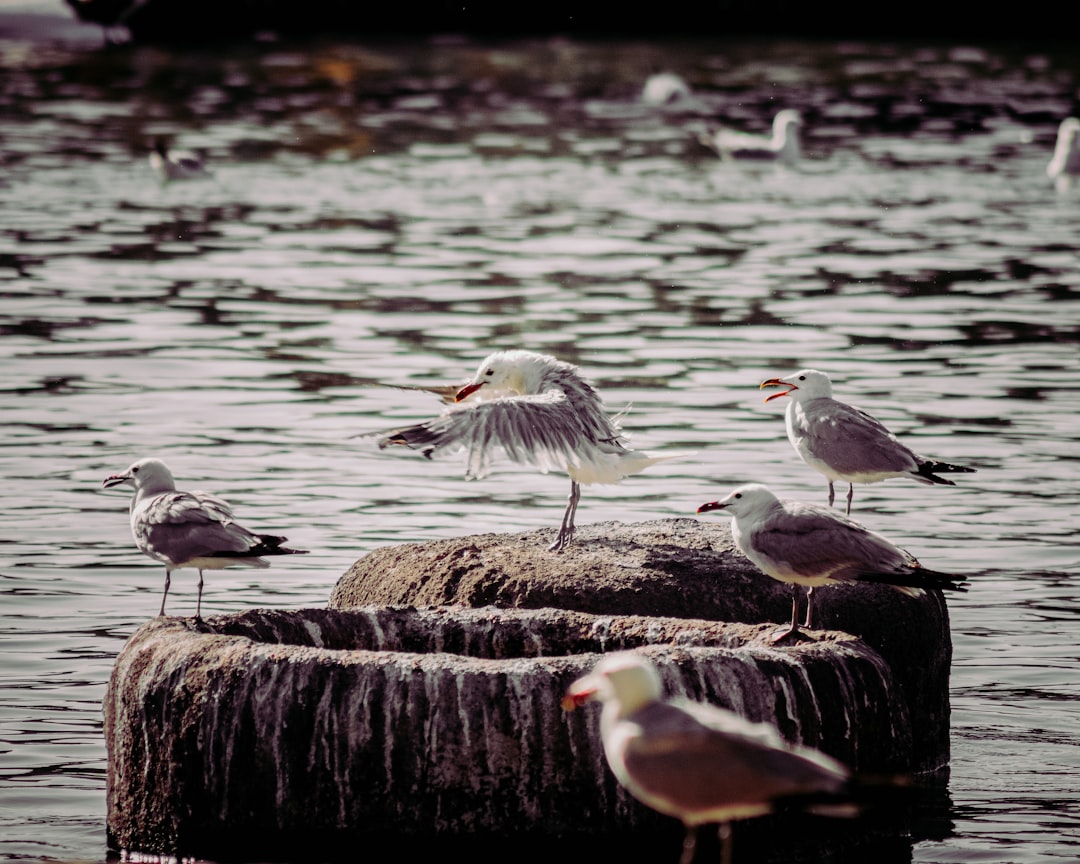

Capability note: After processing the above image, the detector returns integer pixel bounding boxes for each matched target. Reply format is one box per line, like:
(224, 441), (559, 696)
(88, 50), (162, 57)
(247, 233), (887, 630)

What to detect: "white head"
(760, 368), (832, 404)
(455, 350), (556, 402)
(697, 482), (780, 519)
(773, 110), (802, 158)
(102, 457), (177, 496)
(562, 652), (663, 718)
(1056, 117), (1080, 148)
(773, 110), (801, 134)
(1048, 117), (1080, 181)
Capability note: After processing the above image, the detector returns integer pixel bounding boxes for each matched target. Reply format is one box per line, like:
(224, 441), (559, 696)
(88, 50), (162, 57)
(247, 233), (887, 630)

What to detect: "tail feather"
(857, 566), (968, 593)
(913, 459), (976, 485)
(212, 534), (308, 558)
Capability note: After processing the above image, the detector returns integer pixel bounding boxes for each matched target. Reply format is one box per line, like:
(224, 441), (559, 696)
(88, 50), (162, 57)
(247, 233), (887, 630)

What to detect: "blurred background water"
(1, 3), (1078, 861)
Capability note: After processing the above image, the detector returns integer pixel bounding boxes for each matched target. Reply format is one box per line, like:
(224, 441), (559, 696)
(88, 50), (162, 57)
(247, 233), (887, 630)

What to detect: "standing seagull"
(375, 350), (681, 551)
(1047, 117), (1080, 192)
(700, 109), (802, 163)
(562, 652), (857, 864)
(761, 369), (975, 514)
(102, 457), (307, 618)
(697, 483), (966, 641)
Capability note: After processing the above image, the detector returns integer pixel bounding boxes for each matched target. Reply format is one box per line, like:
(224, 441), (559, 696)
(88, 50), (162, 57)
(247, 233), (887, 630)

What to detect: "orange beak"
(455, 381), (485, 402)
(561, 685), (597, 712)
(760, 377), (796, 403)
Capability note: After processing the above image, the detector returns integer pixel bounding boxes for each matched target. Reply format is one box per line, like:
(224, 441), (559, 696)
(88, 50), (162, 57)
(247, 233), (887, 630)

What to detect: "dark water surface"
(1, 5), (1078, 862)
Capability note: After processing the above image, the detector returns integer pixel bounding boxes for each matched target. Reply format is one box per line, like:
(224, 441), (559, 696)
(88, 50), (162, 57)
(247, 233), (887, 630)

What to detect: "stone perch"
(105, 518), (955, 860)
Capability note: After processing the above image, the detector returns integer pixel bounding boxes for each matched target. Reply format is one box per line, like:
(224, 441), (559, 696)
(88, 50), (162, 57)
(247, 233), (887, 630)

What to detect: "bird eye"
(798, 376), (806, 381)
(734, 493), (742, 499)
(132, 466), (140, 473)
(484, 368), (494, 376)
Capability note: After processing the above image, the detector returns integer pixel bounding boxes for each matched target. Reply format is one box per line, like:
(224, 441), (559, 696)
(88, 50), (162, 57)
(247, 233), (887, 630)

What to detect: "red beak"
(455, 381), (485, 402)
(760, 377), (796, 403)
(697, 501), (725, 514)
(561, 686), (597, 712)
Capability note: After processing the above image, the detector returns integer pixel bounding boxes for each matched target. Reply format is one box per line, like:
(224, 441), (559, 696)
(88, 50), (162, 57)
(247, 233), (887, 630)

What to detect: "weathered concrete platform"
(332, 517), (953, 773)
(105, 518), (953, 860)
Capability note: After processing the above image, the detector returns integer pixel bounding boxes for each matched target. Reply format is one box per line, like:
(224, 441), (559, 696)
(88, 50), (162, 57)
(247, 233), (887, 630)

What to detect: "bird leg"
(771, 585), (815, 643)
(827, 481), (835, 508)
(195, 569), (205, 619)
(846, 483), (854, 516)
(718, 822), (733, 864)
(159, 569), (172, 617)
(678, 824), (699, 864)
(803, 586), (815, 629)
(549, 480), (581, 551)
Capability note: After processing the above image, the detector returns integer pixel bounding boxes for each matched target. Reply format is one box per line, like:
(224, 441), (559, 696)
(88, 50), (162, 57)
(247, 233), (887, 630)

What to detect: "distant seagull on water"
(102, 458), (307, 618)
(149, 138), (211, 182)
(563, 651), (862, 864)
(1047, 117), (1080, 192)
(697, 483), (966, 641)
(374, 350), (684, 551)
(641, 72), (692, 106)
(760, 369), (975, 514)
(700, 109), (802, 163)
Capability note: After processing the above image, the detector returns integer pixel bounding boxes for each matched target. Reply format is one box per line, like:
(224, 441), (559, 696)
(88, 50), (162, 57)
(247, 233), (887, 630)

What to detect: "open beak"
(102, 473), (130, 489)
(697, 501), (726, 514)
(760, 377), (796, 403)
(455, 380), (485, 402)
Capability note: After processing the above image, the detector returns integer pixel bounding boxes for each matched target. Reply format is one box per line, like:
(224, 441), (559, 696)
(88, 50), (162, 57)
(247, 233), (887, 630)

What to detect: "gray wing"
(798, 398), (919, 474)
(378, 391), (624, 480)
(751, 502), (911, 582)
(622, 702), (847, 816)
(136, 491), (263, 565)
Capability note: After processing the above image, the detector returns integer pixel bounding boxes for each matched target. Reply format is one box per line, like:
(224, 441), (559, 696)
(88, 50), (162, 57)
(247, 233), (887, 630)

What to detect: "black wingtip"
(916, 459), (976, 484)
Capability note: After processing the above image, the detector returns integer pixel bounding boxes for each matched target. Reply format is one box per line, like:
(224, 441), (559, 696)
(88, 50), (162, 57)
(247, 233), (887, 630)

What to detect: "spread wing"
(797, 399), (919, 475)
(135, 491), (263, 565)
(378, 390), (624, 480)
(621, 701), (848, 819)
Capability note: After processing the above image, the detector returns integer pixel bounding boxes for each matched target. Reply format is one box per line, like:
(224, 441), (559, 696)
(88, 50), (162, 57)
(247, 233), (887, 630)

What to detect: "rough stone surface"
(332, 518), (954, 773)
(105, 606), (916, 860)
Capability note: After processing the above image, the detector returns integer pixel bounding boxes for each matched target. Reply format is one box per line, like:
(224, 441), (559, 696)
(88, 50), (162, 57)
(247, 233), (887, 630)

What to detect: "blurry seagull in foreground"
(1047, 117), (1080, 192)
(102, 457), (307, 618)
(700, 109), (802, 163)
(373, 350), (685, 551)
(563, 651), (891, 864)
(149, 138), (211, 182)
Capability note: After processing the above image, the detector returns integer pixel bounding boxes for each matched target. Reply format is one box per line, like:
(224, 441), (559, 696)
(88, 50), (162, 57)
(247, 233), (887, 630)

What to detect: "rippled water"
(1, 8), (1079, 862)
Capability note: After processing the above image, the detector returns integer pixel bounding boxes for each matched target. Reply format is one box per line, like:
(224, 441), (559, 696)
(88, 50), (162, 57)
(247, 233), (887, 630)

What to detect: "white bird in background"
(1047, 117), (1080, 191)
(760, 369), (975, 515)
(700, 109), (802, 162)
(375, 350), (683, 551)
(102, 457), (307, 618)
(641, 72), (692, 106)
(697, 483), (967, 642)
(562, 652), (859, 864)
(149, 138), (211, 182)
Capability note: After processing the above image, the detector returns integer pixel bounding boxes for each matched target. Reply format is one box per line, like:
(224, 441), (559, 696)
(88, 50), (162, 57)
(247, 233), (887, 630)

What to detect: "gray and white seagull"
(697, 483), (967, 641)
(102, 457), (307, 618)
(761, 369), (975, 514)
(375, 349), (682, 551)
(563, 652), (861, 864)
